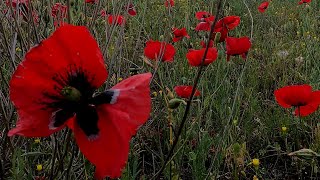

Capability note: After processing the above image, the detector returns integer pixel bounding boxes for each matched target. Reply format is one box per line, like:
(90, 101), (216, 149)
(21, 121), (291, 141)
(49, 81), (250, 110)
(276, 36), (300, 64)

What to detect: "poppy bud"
(214, 32), (221, 45)
(166, 87), (175, 99)
(168, 98), (186, 109)
(61, 86), (81, 102)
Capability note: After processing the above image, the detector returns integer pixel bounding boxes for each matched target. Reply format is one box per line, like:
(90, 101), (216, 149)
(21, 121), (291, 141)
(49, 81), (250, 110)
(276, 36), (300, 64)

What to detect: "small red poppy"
(5, 0), (28, 8)
(195, 11), (215, 22)
(174, 86), (201, 98)
(215, 16), (241, 31)
(186, 48), (218, 67)
(85, 0), (97, 3)
(5, 0), (39, 24)
(144, 40), (176, 62)
(126, 4), (137, 16)
(165, 0), (174, 7)
(51, 3), (67, 18)
(225, 37), (251, 61)
(195, 21), (212, 31)
(107, 15), (126, 26)
(298, 0), (311, 4)
(258, 1), (269, 13)
(8, 25), (152, 179)
(172, 27), (190, 42)
(274, 85), (320, 116)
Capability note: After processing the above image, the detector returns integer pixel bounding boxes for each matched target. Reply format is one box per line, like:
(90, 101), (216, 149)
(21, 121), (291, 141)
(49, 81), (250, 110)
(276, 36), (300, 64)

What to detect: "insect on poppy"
(274, 85), (320, 117)
(144, 40), (176, 62)
(225, 36), (251, 61)
(186, 48), (218, 67)
(8, 25), (152, 179)
(172, 27), (190, 42)
(258, 1), (269, 13)
(174, 86), (201, 98)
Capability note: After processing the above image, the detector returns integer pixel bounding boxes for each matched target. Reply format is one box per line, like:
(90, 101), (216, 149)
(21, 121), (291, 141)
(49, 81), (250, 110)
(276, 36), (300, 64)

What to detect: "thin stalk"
(49, 134), (58, 180)
(152, 0), (224, 178)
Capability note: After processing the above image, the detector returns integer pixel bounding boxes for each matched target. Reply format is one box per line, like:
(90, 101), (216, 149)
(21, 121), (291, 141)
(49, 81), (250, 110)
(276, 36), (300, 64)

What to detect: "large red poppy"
(8, 25), (152, 179)
(225, 37), (251, 61)
(144, 40), (176, 62)
(186, 48), (218, 66)
(174, 86), (201, 98)
(298, 0), (311, 4)
(172, 27), (190, 42)
(274, 85), (320, 116)
(258, 1), (269, 13)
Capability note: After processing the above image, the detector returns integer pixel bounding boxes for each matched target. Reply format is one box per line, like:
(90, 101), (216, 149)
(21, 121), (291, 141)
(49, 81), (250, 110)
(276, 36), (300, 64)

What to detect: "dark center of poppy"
(44, 66), (119, 140)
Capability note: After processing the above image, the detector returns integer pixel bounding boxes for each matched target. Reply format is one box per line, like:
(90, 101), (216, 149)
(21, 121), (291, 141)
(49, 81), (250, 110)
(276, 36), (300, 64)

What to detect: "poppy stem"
(66, 0), (71, 24)
(152, 0), (224, 179)
(49, 134), (58, 180)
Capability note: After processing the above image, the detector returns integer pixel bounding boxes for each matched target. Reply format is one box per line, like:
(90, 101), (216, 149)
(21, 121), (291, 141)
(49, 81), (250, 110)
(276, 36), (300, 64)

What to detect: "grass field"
(1, 0), (320, 179)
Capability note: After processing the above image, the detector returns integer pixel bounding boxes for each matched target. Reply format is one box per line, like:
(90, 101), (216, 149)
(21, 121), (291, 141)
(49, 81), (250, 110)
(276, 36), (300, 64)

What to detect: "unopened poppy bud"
(61, 86), (81, 102)
(168, 98), (186, 109)
(214, 32), (221, 45)
(166, 87), (175, 99)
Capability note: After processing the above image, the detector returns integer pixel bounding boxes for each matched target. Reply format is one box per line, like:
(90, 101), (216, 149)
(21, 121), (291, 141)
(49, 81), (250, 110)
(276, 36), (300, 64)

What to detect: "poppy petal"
(72, 73), (151, 179)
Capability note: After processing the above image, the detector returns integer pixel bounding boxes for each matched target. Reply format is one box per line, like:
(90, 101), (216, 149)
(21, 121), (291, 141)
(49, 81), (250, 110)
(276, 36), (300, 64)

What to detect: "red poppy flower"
(186, 48), (218, 66)
(8, 25), (152, 179)
(195, 11), (215, 22)
(212, 27), (229, 42)
(108, 15), (126, 26)
(298, 0), (311, 4)
(85, 0), (97, 3)
(195, 21), (212, 31)
(165, 0), (174, 7)
(51, 3), (67, 18)
(6, 0), (28, 8)
(274, 85), (320, 116)
(215, 16), (241, 31)
(172, 27), (190, 42)
(174, 86), (201, 98)
(200, 40), (214, 48)
(144, 40), (176, 62)
(258, 1), (269, 13)
(126, 4), (137, 16)
(225, 37), (251, 61)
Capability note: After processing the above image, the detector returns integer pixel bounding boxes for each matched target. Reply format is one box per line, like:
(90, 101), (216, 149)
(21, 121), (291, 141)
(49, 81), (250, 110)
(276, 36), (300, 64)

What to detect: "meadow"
(0, 0), (320, 179)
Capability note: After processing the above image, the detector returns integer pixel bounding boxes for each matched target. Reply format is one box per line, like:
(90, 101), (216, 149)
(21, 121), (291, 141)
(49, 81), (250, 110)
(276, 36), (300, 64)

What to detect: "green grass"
(1, 0), (320, 179)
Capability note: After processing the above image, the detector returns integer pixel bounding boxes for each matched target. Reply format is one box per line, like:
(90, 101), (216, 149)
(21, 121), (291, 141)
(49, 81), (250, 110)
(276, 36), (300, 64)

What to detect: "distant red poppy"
(174, 86), (201, 98)
(200, 40), (214, 48)
(85, 0), (97, 3)
(5, 0), (28, 8)
(165, 0), (174, 7)
(258, 1), (269, 13)
(126, 4), (137, 16)
(5, 0), (38, 24)
(274, 85), (320, 116)
(144, 40), (176, 62)
(172, 28), (190, 42)
(107, 15), (126, 26)
(100, 10), (107, 17)
(186, 48), (218, 66)
(8, 25), (152, 179)
(298, 0), (311, 4)
(195, 11), (215, 22)
(225, 37), (251, 61)
(51, 3), (67, 18)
